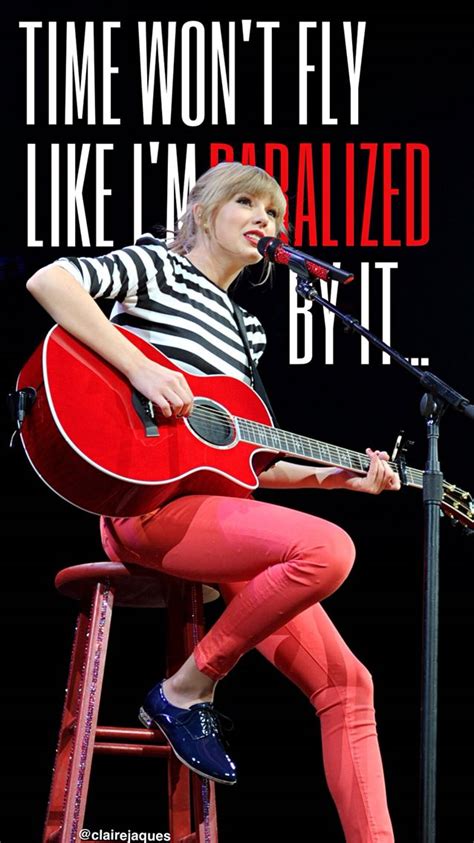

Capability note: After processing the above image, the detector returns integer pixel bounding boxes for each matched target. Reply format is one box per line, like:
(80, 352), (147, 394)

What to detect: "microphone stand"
(293, 270), (474, 843)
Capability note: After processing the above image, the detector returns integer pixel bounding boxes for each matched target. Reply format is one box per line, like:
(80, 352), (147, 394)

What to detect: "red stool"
(43, 561), (221, 843)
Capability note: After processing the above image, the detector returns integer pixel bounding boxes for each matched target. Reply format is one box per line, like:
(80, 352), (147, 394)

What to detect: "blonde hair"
(168, 162), (288, 285)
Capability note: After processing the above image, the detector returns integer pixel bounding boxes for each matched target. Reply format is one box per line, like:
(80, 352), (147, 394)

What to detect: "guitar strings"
(167, 404), (401, 473)
(184, 405), (390, 465)
(162, 405), (470, 506)
(181, 405), (406, 473)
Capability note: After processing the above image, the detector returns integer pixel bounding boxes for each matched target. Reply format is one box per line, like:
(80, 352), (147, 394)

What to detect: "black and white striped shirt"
(54, 237), (266, 384)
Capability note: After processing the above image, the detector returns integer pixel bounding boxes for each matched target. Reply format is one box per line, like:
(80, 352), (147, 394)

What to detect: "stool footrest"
(94, 742), (171, 757)
(95, 725), (166, 743)
(44, 830), (62, 843)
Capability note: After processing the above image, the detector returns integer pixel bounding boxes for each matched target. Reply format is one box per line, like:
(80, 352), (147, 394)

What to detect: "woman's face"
(208, 192), (278, 266)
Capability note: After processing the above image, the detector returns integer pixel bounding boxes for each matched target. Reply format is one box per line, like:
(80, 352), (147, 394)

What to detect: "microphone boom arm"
(294, 275), (474, 422)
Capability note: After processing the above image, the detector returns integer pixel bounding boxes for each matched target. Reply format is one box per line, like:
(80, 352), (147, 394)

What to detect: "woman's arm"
(27, 265), (147, 376)
(258, 449), (401, 494)
(26, 264), (194, 417)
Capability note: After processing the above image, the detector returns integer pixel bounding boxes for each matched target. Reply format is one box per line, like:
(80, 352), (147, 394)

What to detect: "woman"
(27, 162), (399, 842)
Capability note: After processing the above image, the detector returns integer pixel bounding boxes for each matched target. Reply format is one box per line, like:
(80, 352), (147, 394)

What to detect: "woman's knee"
(286, 520), (356, 594)
(311, 657), (375, 716)
(323, 523), (356, 579)
(348, 658), (374, 699)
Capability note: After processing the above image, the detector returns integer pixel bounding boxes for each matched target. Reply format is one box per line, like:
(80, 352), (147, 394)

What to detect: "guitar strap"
(231, 300), (280, 428)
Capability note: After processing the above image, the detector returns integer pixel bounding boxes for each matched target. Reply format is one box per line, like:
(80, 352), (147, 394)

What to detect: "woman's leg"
(101, 495), (392, 838)
(100, 494), (355, 680)
(219, 580), (394, 843)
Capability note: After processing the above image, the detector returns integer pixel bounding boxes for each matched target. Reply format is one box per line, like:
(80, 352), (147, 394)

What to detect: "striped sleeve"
(53, 242), (169, 303)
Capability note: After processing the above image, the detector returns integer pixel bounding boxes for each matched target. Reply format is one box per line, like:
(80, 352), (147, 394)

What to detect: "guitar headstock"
(442, 482), (474, 533)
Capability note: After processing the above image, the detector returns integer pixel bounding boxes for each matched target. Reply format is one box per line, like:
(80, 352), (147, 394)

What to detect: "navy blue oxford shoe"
(138, 681), (237, 785)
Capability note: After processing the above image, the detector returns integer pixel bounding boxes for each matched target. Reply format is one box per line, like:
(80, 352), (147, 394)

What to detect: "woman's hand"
(342, 448), (401, 494)
(129, 358), (194, 418)
(258, 451), (401, 492)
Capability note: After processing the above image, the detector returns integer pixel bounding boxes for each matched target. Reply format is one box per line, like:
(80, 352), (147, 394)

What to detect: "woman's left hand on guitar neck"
(258, 448), (401, 494)
(336, 448), (401, 494)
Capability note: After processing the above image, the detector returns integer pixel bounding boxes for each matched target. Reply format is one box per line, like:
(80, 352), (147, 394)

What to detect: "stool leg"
(43, 606), (90, 842)
(192, 777), (218, 843)
(43, 581), (114, 842)
(166, 582), (219, 843)
(165, 581), (193, 842)
(188, 583), (218, 843)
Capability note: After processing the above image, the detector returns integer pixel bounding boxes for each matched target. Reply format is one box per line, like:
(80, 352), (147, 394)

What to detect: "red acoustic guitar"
(14, 325), (474, 529)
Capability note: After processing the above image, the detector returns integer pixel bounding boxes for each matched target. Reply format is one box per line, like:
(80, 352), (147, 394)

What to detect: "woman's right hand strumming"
(26, 263), (194, 419)
(128, 360), (194, 418)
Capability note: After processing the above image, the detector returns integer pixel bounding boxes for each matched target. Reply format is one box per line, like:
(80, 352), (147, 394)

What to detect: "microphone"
(257, 237), (354, 284)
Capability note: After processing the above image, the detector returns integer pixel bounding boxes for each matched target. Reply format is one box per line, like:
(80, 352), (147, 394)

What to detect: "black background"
(1, 11), (473, 843)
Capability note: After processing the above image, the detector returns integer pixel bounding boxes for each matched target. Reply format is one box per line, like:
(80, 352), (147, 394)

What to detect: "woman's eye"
(236, 196), (277, 218)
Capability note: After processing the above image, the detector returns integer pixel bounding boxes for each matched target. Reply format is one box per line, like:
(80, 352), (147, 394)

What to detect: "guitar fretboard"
(236, 417), (424, 489)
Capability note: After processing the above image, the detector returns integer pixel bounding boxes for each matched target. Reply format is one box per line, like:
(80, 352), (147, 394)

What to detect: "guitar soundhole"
(187, 398), (236, 447)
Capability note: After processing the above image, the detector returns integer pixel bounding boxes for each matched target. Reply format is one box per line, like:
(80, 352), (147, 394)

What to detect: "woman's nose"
(252, 205), (270, 226)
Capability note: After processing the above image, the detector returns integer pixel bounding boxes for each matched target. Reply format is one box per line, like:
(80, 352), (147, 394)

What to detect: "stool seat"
(55, 561), (220, 607)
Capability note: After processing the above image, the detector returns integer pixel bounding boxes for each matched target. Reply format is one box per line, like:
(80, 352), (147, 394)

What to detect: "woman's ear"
(193, 203), (211, 236)
(192, 203), (204, 227)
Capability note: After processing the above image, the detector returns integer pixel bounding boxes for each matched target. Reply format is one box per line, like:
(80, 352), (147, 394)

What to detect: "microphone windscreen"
(257, 236), (281, 259)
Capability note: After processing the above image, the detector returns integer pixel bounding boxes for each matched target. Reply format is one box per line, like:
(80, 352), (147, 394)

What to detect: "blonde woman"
(27, 162), (399, 842)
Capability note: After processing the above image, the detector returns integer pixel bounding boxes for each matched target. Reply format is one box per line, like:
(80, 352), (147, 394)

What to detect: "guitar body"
(17, 325), (280, 516)
(15, 325), (474, 530)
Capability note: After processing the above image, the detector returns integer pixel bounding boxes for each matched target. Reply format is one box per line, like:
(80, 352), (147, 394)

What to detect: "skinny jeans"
(100, 494), (394, 842)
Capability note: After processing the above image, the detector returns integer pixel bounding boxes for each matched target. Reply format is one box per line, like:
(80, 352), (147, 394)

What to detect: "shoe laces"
(187, 702), (234, 740)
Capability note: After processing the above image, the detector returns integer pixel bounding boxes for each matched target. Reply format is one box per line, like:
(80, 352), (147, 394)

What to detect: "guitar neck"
(236, 417), (424, 489)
